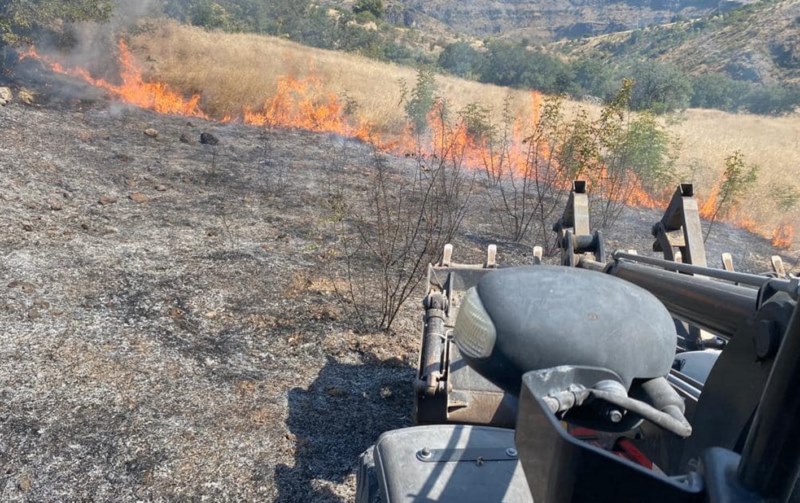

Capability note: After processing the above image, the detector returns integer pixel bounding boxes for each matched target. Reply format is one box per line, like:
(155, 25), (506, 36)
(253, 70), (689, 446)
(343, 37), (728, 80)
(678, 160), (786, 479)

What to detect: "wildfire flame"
(20, 42), (207, 117)
(699, 188), (718, 219)
(772, 222), (794, 249)
(18, 41), (794, 249)
(700, 186), (777, 240)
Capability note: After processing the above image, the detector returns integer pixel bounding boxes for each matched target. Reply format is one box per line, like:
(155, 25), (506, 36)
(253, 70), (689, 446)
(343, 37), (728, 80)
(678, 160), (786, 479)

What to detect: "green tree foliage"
(160, 0), (431, 66)
(688, 73), (800, 115)
(690, 73), (743, 109)
(572, 58), (617, 100)
(626, 61), (693, 113)
(583, 81), (678, 228)
(742, 84), (800, 115)
(1, 0), (113, 44)
(150, 0), (797, 117)
(164, 0), (312, 36)
(188, 0), (236, 31)
(771, 41), (800, 70)
(352, 0), (384, 20)
(617, 112), (678, 189)
(481, 81), (678, 243)
(437, 42), (484, 79)
(478, 42), (574, 95)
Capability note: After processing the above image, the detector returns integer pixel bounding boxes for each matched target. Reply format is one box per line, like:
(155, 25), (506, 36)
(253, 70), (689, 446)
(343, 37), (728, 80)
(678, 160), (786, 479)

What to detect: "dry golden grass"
(131, 22), (535, 132)
(131, 22), (800, 248)
(674, 109), (800, 239)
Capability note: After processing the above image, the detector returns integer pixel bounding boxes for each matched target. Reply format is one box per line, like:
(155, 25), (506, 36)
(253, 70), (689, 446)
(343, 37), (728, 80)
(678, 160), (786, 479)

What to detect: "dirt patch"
(0, 101), (790, 501)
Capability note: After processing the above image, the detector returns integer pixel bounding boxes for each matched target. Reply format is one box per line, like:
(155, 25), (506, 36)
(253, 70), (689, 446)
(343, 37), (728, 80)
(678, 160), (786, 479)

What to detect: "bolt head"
(505, 447), (518, 457)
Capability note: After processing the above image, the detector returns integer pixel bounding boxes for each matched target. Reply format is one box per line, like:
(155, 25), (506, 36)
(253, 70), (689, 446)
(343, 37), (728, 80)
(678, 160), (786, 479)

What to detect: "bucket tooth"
(442, 244), (453, 267)
(533, 246), (543, 265)
(721, 253), (734, 272)
(486, 245), (497, 268)
(771, 256), (786, 277)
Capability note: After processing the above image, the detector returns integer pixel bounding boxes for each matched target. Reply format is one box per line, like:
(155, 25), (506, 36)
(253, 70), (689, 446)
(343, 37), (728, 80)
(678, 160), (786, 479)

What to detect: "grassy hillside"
(131, 22), (537, 133)
(122, 23), (800, 247)
(118, 0), (797, 116)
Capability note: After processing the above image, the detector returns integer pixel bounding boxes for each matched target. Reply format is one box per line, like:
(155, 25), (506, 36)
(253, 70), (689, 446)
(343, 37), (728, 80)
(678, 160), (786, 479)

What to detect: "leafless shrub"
(220, 213), (240, 251)
(259, 132), (289, 195)
(332, 107), (474, 332)
(479, 97), (574, 252)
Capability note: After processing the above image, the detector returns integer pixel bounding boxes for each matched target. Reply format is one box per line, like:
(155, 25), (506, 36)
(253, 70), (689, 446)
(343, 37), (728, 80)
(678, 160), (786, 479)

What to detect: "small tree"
(690, 73), (743, 111)
(189, 1), (235, 30)
(703, 151), (759, 241)
(586, 82), (633, 229)
(588, 81), (678, 229)
(627, 60), (693, 114)
(401, 68), (437, 135)
(438, 42), (484, 79)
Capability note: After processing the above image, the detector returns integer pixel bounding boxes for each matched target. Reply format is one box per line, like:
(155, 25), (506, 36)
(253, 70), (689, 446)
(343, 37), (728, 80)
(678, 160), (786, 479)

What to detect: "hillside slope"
(557, 0), (800, 85)
(128, 24), (800, 240)
(379, 0), (725, 42)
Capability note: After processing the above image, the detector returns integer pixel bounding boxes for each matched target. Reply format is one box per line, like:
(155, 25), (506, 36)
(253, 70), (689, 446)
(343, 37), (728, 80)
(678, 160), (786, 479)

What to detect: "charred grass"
(0, 98), (791, 501)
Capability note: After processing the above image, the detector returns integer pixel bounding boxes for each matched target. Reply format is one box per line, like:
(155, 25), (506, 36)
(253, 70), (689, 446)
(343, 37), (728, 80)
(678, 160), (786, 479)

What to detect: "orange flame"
(20, 42), (207, 117)
(242, 74), (353, 135)
(18, 42), (794, 250)
(772, 222), (794, 249)
(699, 188), (718, 219)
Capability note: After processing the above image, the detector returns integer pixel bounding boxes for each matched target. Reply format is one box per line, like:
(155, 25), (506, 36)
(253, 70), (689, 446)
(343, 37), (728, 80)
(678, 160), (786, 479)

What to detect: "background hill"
(376, 0), (727, 42)
(556, 0), (800, 86)
(129, 0), (800, 114)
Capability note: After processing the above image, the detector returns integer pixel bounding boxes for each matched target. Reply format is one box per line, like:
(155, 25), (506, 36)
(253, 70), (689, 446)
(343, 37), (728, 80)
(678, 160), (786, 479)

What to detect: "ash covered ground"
(0, 99), (788, 501)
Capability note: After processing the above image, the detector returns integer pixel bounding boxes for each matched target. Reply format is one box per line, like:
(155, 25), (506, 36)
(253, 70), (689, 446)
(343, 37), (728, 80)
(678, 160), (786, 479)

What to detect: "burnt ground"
(0, 99), (792, 501)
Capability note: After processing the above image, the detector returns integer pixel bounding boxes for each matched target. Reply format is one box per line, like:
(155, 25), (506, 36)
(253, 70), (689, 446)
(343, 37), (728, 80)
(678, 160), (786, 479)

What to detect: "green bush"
(353, 0), (384, 19)
(403, 68), (437, 134)
(438, 42), (484, 79)
(690, 73), (744, 110)
(704, 151), (759, 241)
(617, 112), (678, 190)
(189, 1), (237, 31)
(771, 41), (800, 70)
(625, 61), (693, 113)
(742, 84), (800, 115)
(478, 42), (574, 95)
(572, 58), (617, 100)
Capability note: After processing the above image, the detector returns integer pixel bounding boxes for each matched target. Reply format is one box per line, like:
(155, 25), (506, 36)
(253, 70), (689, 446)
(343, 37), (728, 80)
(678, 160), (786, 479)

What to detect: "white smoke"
(45, 0), (164, 75)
